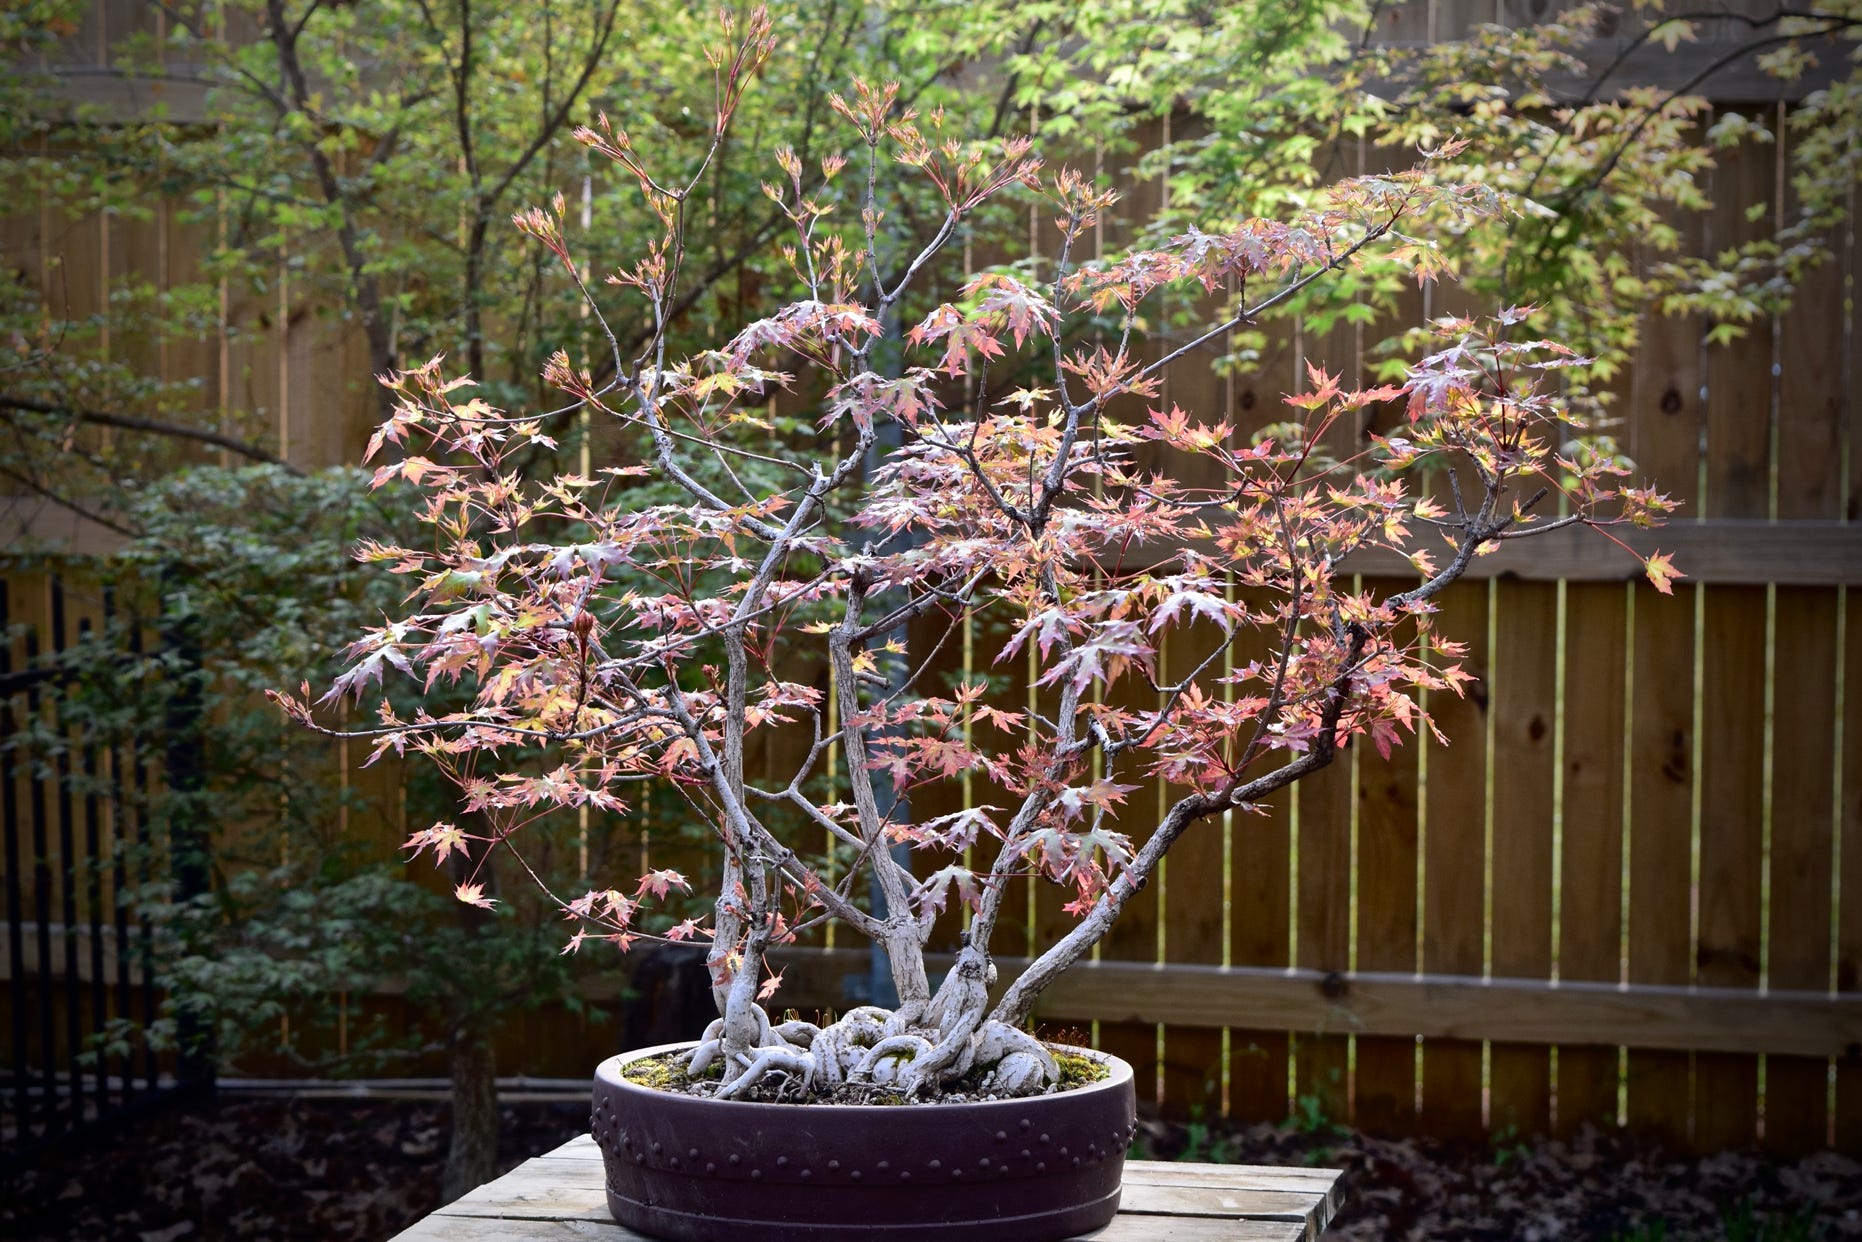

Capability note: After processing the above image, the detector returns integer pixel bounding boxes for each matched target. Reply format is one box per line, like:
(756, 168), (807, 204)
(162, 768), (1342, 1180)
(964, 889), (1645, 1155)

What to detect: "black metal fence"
(1, 573), (184, 1157)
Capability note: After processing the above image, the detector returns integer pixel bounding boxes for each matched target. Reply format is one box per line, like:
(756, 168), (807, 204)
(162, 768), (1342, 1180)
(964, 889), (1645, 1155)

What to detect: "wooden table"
(391, 1134), (1342, 1242)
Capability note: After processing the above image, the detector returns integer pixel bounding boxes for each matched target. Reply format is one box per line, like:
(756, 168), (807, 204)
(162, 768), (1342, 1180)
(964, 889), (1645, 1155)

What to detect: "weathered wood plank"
(1764, 111), (1845, 1155)
(1692, 127), (1774, 1153)
(1105, 521), (1862, 587)
(1018, 964), (1862, 1060)
(433, 1165), (1327, 1227)
(1556, 582), (1629, 1135)
(1420, 581), (1490, 1140)
(406, 1145), (1331, 1242)
(1838, 588), (1862, 1151)
(1344, 520), (1862, 586)
(1489, 580), (1558, 1137)
(393, 1218), (654, 1241)
(1623, 177), (1705, 1147)
(1080, 1220), (1301, 1242)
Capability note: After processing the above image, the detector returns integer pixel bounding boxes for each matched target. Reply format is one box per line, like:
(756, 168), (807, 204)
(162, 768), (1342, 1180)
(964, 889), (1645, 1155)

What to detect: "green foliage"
(1291, 1090), (1345, 1140)
(922, 0), (1861, 427)
(1490, 1121), (1532, 1169)
(5, 466), (621, 1075)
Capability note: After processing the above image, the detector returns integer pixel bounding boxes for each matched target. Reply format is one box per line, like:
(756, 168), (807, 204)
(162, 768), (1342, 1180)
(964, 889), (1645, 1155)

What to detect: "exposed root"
(687, 1000), (1062, 1101)
(711, 1044), (817, 1101)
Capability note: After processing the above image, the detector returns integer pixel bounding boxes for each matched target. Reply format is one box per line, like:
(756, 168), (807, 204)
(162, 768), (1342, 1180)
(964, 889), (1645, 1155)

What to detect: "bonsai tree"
(279, 6), (1678, 1103)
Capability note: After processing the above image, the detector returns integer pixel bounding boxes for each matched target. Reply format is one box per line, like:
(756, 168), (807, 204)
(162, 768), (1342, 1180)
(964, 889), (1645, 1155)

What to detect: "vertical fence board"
(1157, 334), (1230, 1115)
(1626, 581), (1699, 1147)
(1074, 124), (1169, 1097)
(1839, 590), (1862, 1150)
(1489, 579), (1557, 1137)
(1765, 143), (1846, 1149)
(1767, 586), (1839, 1153)
(1289, 216), (1361, 1125)
(1624, 181), (1706, 1145)
(1160, 628), (1228, 1117)
(1557, 582), (1628, 1135)
(1421, 581), (1491, 1139)
(1353, 576), (1421, 1135)
(1228, 783), (1292, 1124)
(1692, 131), (1775, 1152)
(1293, 753), (1353, 1126)
(1225, 310), (1301, 1126)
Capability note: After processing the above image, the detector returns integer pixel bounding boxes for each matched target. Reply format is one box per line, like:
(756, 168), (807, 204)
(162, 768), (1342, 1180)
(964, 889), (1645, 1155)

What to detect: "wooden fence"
(3, 0), (1861, 1158)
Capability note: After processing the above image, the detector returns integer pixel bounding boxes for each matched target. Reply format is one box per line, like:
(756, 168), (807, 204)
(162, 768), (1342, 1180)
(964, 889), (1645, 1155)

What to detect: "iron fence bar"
(50, 579), (84, 1134)
(26, 622), (55, 1141)
(105, 585), (136, 1112)
(2, 580), (30, 1137)
(126, 613), (157, 1094)
(78, 612), (108, 1115)
(161, 595), (212, 1092)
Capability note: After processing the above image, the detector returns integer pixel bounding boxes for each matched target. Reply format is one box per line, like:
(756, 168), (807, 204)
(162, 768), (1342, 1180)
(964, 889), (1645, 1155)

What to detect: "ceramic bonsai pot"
(590, 1041), (1137, 1242)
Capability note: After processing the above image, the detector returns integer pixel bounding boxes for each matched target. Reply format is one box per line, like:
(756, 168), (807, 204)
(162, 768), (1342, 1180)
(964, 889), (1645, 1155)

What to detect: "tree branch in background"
(0, 394), (303, 475)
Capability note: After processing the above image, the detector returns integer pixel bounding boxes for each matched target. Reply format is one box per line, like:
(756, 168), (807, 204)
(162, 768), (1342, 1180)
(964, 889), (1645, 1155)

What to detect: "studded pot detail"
(590, 1041), (1136, 1242)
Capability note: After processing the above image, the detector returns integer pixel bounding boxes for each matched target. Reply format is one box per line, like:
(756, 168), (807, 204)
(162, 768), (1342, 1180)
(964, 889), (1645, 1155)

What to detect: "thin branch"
(0, 395), (303, 474)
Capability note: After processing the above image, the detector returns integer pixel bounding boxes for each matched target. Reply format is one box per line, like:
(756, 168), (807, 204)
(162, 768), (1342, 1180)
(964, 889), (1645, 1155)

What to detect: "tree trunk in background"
(441, 1037), (500, 1204)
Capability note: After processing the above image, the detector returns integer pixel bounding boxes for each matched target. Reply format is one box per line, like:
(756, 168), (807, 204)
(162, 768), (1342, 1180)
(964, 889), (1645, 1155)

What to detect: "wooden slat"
(1332, 519), (1862, 586)
(1489, 580), (1557, 1136)
(724, 946), (1862, 1058)
(1291, 724), (1351, 1127)
(1623, 174), (1706, 1144)
(1763, 115), (1846, 1153)
(1353, 578), (1422, 1135)
(1556, 582), (1629, 1135)
(1023, 962), (1862, 1059)
(1158, 356), (1228, 1116)
(404, 1217), (1304, 1242)
(1839, 590), (1862, 1150)
(1830, 94), (1861, 1156)
(1289, 202), (1359, 1127)
(1766, 585), (1840, 1153)
(1107, 520), (1862, 586)
(1347, 133), (1428, 1137)
(433, 1163), (1326, 1227)
(402, 1144), (1331, 1242)
(1420, 581), (1490, 1139)
(1692, 129), (1775, 1152)
(1219, 244), (1301, 1127)
(1227, 577), (1294, 1127)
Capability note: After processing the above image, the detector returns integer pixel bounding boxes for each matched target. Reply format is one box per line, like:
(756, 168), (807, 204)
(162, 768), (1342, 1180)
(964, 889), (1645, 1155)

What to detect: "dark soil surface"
(3, 1092), (1858, 1240)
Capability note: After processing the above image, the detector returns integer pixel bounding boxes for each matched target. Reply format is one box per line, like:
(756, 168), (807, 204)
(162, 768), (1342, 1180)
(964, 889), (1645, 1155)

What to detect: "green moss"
(622, 1050), (720, 1089)
(1054, 1049), (1111, 1089)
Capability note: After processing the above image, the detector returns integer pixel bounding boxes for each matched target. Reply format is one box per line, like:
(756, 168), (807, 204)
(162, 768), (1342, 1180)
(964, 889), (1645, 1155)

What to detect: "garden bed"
(2, 1092), (1856, 1240)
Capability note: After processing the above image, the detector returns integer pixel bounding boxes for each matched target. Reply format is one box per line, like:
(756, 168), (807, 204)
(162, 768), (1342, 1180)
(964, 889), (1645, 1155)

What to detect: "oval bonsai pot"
(590, 1040), (1136, 1242)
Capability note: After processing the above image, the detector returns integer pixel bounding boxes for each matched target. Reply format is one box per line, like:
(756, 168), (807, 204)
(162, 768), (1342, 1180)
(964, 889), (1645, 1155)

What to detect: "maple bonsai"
(279, 7), (1677, 1104)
